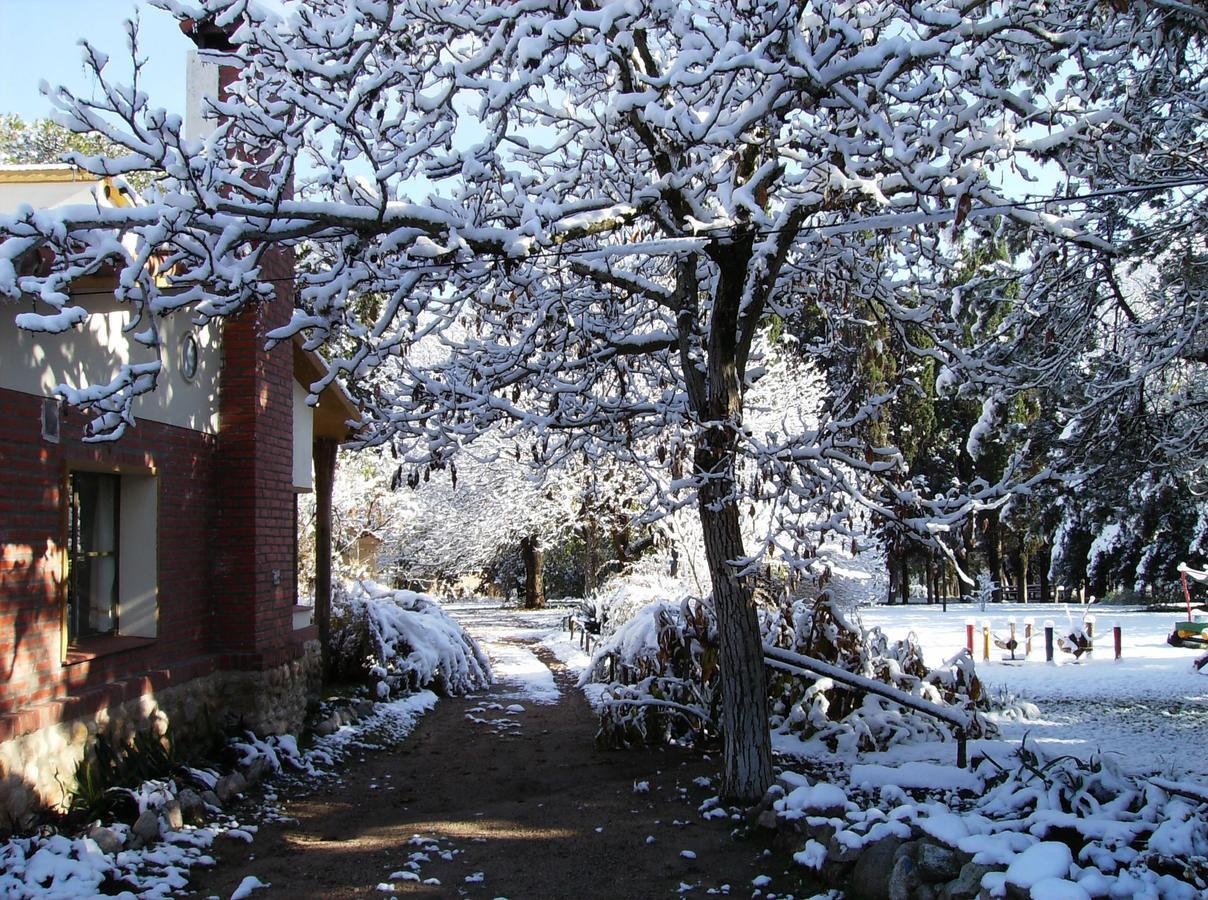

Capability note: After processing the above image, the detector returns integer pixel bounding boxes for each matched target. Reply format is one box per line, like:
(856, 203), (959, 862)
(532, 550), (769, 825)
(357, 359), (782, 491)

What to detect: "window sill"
(64, 635), (156, 666)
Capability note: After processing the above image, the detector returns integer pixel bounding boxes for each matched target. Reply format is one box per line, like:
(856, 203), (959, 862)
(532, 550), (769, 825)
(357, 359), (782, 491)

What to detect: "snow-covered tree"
(4, 0), (1206, 800)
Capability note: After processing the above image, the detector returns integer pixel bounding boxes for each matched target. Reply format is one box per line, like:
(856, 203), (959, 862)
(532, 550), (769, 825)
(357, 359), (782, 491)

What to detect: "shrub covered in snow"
(766, 597), (992, 753)
(582, 588), (989, 753)
(582, 595), (721, 748)
(329, 580), (491, 697)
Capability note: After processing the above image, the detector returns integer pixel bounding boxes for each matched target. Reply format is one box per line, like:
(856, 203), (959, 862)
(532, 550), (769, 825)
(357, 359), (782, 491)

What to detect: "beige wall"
(0, 296), (222, 434)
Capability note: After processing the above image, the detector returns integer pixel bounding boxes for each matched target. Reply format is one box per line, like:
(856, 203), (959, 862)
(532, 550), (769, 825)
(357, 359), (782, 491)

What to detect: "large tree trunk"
(520, 535), (546, 609)
(678, 237), (773, 804)
(695, 439), (773, 803)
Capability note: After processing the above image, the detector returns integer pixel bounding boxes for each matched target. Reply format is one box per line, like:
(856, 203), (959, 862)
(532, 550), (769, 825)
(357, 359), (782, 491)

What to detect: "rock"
(161, 799), (184, 832)
(87, 824), (124, 854)
(938, 862), (998, 900)
(755, 809), (779, 830)
(887, 854), (918, 900)
(917, 841), (963, 883)
(353, 699), (375, 717)
(215, 771), (247, 804)
(132, 809), (160, 846)
(848, 836), (903, 900)
(314, 715), (340, 736)
(827, 832), (865, 866)
(913, 885), (937, 900)
(201, 789), (222, 810)
(177, 788), (206, 824)
(245, 755), (273, 785)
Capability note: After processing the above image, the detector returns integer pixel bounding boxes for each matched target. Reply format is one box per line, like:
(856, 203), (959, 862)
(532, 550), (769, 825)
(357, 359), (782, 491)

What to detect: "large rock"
(215, 771), (247, 804)
(848, 836), (903, 900)
(161, 799), (184, 832)
(938, 862), (998, 900)
(918, 840), (963, 883)
(177, 788), (206, 824)
(887, 854), (919, 900)
(131, 809), (160, 847)
(87, 824), (124, 855)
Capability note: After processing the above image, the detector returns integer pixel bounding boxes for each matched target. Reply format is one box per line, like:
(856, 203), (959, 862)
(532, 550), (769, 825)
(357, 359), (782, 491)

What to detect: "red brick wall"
(0, 388), (218, 725)
(211, 264), (299, 664)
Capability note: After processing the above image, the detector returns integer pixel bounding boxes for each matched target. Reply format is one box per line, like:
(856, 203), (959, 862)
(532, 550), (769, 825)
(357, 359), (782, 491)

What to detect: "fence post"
(1084, 615), (1095, 655)
(1045, 620), (1055, 664)
(1024, 618), (1034, 657)
(966, 619), (975, 655)
(1113, 623), (1122, 661)
(982, 623), (991, 663)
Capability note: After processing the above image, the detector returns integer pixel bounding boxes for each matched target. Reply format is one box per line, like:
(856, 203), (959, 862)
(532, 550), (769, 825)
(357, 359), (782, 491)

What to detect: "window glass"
(68, 472), (120, 640)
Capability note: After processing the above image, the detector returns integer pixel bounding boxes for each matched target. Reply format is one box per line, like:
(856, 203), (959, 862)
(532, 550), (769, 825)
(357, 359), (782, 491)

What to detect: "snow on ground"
(850, 601), (1208, 780)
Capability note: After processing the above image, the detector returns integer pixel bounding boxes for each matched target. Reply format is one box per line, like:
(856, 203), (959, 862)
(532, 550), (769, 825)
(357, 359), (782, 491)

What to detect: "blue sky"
(0, 0), (192, 121)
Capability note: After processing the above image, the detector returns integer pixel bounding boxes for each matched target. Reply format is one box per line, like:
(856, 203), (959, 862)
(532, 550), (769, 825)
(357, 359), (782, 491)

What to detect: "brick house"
(0, 37), (357, 829)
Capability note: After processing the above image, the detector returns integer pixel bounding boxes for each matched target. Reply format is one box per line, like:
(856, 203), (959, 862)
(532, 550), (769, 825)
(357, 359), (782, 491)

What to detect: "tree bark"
(582, 520), (599, 599)
(314, 437), (338, 675)
(695, 439), (772, 803)
(677, 235), (773, 804)
(1015, 543), (1029, 604)
(520, 535), (546, 609)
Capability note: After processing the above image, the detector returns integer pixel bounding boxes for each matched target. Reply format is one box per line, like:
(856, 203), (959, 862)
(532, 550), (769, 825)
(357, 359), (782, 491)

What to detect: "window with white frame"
(66, 469), (158, 644)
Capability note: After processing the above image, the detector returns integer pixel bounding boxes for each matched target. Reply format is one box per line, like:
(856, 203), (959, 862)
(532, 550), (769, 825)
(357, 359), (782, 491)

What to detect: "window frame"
(60, 460), (159, 661)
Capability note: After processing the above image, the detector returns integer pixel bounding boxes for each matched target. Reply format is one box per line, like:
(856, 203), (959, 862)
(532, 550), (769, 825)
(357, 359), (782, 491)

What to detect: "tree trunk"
(887, 536), (902, 605)
(521, 535), (546, 609)
(696, 440), (772, 803)
(1015, 544), (1029, 605)
(677, 236), (773, 804)
(314, 437), (338, 675)
(1039, 545), (1051, 603)
(582, 520), (599, 599)
(900, 547), (910, 605)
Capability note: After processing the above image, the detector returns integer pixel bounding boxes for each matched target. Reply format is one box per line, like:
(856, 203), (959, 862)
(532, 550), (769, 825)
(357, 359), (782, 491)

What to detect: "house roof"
(293, 337), (362, 442)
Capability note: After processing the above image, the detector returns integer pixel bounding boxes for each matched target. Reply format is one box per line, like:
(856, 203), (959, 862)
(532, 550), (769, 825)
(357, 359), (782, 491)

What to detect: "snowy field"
(854, 602), (1208, 780)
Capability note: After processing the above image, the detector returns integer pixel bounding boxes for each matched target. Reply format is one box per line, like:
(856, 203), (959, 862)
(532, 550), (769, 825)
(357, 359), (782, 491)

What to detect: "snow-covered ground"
(852, 602), (1208, 781)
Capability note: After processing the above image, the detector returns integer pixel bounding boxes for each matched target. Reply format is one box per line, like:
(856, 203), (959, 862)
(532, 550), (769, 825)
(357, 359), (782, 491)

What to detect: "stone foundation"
(0, 641), (321, 834)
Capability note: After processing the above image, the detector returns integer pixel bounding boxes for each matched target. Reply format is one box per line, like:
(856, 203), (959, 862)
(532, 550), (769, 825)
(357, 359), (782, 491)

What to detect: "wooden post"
(966, 620), (975, 654)
(1024, 619), (1034, 657)
(1045, 620), (1055, 664)
(1113, 623), (1122, 661)
(1084, 615), (1095, 655)
(314, 437), (338, 675)
(982, 624), (991, 663)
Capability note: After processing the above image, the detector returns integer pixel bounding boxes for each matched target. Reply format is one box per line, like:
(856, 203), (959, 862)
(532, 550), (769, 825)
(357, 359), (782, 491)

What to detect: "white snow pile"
(330, 579), (492, 697)
(771, 742), (1208, 898)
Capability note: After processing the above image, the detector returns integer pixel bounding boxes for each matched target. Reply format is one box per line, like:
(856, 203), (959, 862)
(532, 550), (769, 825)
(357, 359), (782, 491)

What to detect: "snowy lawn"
(847, 601), (1208, 781)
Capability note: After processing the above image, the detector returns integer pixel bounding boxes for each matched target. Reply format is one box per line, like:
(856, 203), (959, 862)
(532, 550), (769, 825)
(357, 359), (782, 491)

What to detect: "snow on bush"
(773, 740), (1208, 897)
(581, 586), (988, 752)
(330, 580), (491, 697)
(766, 596), (993, 753)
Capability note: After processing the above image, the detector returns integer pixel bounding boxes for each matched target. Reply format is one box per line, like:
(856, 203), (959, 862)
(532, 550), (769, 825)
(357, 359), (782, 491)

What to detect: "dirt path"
(186, 603), (796, 899)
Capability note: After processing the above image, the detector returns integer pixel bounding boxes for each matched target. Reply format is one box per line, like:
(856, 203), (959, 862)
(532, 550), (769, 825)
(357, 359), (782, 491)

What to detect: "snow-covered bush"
(581, 595), (720, 748)
(329, 580), (491, 697)
(583, 587), (989, 753)
(765, 596), (992, 753)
